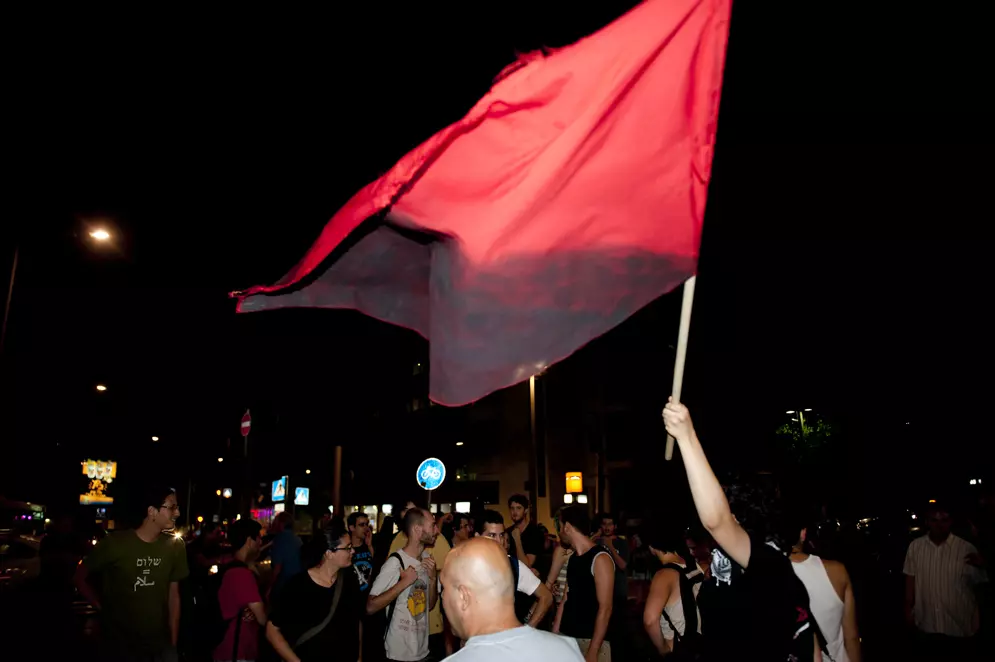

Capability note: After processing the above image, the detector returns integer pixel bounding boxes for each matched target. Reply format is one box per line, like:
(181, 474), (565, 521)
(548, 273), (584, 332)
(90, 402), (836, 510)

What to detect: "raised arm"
(662, 399), (752, 568)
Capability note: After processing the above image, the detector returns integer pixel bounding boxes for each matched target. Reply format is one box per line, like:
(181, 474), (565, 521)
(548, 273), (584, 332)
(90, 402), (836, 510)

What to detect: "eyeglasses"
(331, 546), (353, 553)
(160, 504), (181, 512)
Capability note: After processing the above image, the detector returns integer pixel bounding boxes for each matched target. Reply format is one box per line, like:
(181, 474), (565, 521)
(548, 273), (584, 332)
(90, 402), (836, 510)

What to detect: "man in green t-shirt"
(76, 484), (190, 661)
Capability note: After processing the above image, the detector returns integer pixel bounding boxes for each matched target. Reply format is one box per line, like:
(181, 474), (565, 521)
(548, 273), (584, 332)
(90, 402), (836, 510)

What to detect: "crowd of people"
(63, 401), (989, 661)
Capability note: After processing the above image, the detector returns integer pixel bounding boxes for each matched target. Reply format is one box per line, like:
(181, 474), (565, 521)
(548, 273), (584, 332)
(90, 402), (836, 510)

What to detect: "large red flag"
(235, 0), (732, 405)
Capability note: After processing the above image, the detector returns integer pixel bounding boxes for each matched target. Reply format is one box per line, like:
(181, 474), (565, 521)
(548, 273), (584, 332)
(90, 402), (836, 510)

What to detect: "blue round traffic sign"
(416, 457), (446, 491)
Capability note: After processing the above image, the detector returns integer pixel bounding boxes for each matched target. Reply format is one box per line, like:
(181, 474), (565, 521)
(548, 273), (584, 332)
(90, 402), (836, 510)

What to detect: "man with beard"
(554, 506), (614, 662)
(369, 508), (440, 661)
(390, 500), (453, 657)
(508, 494), (543, 572)
(75, 485), (190, 662)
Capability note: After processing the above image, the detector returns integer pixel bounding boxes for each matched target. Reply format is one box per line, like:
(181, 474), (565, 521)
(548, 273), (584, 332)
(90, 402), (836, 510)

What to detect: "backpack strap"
(219, 560), (250, 662)
(509, 554), (520, 591)
(231, 608), (243, 662)
(659, 563), (701, 645)
(295, 569), (345, 650)
(384, 552), (405, 642)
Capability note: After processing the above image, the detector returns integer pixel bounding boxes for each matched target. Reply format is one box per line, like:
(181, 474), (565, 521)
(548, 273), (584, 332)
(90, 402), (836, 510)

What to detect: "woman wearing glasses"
(267, 518), (362, 662)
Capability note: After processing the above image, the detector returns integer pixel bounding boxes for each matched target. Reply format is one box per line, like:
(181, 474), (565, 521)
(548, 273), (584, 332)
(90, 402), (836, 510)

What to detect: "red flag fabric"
(235, 0), (732, 406)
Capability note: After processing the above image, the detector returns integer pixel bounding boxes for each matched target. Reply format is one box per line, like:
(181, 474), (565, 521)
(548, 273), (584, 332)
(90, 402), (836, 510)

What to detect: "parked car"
(0, 534), (41, 589)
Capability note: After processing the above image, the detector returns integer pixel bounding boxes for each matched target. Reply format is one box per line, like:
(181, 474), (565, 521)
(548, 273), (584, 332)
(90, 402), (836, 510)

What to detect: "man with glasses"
(75, 485), (190, 662)
(475, 510), (553, 627)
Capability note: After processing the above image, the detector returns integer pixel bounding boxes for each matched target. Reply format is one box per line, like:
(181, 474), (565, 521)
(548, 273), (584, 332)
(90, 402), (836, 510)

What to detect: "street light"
(456, 442), (464, 446)
(216, 490), (221, 496)
(96, 384), (107, 392)
(786, 408), (813, 435)
(89, 229), (111, 241)
(305, 469), (311, 475)
(151, 436), (159, 442)
(217, 457), (223, 463)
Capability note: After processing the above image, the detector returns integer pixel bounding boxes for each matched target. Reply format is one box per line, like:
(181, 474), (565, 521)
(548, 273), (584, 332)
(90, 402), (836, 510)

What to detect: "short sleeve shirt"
(370, 549), (438, 661)
(83, 531), (189, 653)
(903, 533), (987, 636)
(215, 565), (262, 661)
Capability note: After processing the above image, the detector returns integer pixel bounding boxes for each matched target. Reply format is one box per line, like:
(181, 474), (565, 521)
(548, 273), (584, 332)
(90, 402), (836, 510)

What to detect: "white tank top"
(658, 564), (703, 640)
(791, 555), (849, 662)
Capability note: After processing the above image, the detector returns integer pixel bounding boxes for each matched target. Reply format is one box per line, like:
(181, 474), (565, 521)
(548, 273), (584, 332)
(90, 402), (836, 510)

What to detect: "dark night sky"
(3, 3), (992, 514)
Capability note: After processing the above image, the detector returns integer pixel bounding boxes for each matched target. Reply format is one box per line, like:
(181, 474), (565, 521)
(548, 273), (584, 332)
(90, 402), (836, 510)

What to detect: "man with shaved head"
(441, 538), (583, 661)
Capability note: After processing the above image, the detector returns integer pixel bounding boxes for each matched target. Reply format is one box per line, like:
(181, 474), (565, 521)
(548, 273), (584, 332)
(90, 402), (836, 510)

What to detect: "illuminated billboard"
(80, 459), (117, 505)
(272, 476), (287, 502)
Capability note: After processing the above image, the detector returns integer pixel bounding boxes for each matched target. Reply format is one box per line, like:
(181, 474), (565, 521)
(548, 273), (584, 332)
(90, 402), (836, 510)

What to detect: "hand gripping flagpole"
(665, 276), (697, 461)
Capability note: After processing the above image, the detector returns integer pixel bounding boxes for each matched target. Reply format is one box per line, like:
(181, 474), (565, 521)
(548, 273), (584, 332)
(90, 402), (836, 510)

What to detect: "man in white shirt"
(442, 537), (583, 661)
(475, 510), (554, 626)
(368, 508), (440, 662)
(903, 503), (987, 658)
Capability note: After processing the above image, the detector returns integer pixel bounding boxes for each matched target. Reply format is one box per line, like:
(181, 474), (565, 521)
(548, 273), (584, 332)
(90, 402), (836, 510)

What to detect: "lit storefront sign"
(566, 472), (583, 494)
(80, 459), (117, 505)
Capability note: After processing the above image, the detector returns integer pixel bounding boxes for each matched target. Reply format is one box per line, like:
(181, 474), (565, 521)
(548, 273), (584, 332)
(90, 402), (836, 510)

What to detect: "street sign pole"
(416, 458), (446, 514)
(240, 410), (252, 516)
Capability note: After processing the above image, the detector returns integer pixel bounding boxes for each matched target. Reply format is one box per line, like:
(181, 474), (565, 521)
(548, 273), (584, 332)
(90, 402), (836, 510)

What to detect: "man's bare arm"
(587, 554), (615, 658)
(663, 400), (752, 568)
(527, 582), (554, 626)
(642, 571), (674, 657)
(266, 622), (302, 662)
(545, 545), (568, 587)
(168, 582), (181, 647)
(605, 540), (627, 571)
(841, 568), (861, 662)
(73, 563), (102, 611)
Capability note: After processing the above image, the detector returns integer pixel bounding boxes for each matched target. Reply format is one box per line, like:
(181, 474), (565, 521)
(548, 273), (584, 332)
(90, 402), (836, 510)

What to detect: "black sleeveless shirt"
(560, 545), (612, 639)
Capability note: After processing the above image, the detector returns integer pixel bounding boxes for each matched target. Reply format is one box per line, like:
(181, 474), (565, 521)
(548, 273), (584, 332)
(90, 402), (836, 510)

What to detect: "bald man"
(441, 538), (584, 661)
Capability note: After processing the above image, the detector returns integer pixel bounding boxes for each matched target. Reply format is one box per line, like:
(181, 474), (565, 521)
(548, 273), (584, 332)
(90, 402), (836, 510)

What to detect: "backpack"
(509, 553), (521, 589)
(381, 552), (406, 643)
(205, 560), (249, 661)
(659, 562), (704, 661)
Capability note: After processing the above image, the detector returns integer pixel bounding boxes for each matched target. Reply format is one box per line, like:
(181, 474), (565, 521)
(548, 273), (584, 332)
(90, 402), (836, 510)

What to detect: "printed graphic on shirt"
(352, 549), (373, 593)
(134, 555), (163, 592)
(711, 548), (733, 585)
(407, 576), (428, 619)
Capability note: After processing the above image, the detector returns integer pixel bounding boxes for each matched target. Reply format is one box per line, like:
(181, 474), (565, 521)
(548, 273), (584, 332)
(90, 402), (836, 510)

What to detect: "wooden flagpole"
(665, 276), (697, 461)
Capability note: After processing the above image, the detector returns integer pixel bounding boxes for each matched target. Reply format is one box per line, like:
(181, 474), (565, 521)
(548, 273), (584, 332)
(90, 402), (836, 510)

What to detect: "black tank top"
(560, 545), (610, 639)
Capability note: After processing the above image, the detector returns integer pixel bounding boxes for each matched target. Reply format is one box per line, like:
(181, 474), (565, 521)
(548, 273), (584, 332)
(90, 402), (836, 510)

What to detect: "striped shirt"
(903, 533), (987, 636)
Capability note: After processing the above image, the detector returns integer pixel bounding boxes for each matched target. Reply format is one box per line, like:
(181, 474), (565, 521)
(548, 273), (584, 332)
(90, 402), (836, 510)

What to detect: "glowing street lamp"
(151, 436), (159, 442)
(217, 457), (224, 463)
(89, 229), (111, 241)
(96, 384), (107, 392)
(305, 469), (311, 474)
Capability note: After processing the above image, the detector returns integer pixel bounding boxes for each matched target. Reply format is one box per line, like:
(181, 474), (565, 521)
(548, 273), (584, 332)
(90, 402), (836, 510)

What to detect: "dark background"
(2, 2), (992, 518)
